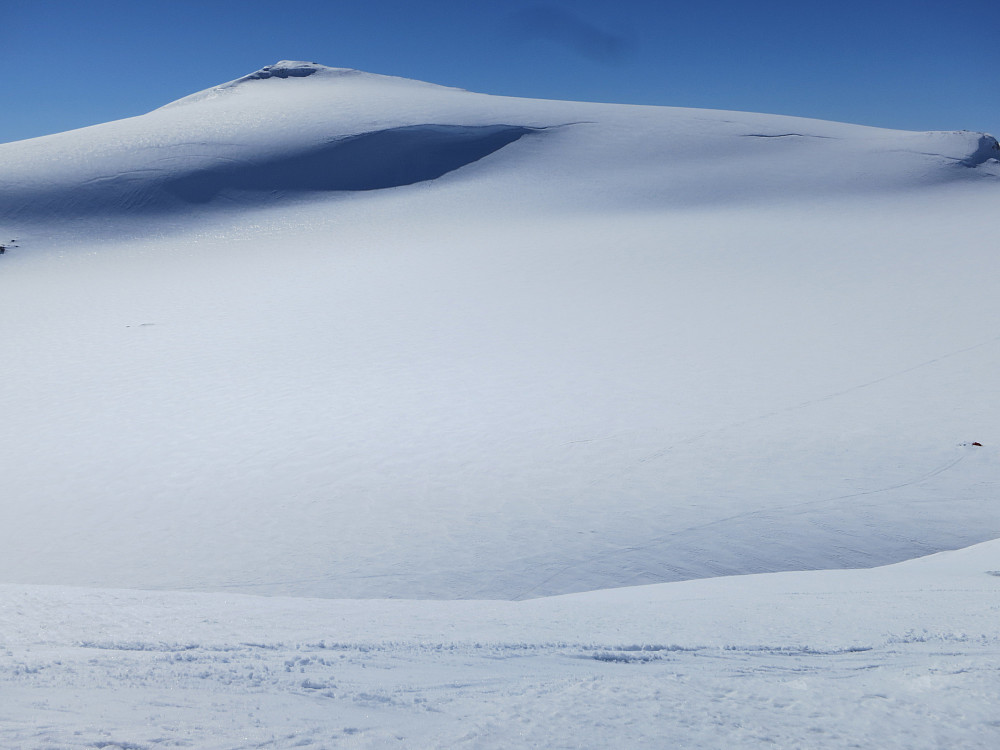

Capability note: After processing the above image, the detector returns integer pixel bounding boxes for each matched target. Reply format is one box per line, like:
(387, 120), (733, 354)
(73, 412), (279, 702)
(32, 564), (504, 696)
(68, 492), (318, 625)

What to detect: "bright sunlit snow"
(1, 61), (998, 747)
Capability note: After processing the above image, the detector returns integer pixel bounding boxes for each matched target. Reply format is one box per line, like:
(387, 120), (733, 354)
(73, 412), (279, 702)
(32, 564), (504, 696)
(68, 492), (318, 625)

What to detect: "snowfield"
(3, 543), (1000, 748)
(1, 61), (999, 746)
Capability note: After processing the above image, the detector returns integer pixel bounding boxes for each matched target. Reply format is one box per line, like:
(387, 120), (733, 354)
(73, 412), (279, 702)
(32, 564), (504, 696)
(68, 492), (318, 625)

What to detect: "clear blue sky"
(2, 0), (996, 144)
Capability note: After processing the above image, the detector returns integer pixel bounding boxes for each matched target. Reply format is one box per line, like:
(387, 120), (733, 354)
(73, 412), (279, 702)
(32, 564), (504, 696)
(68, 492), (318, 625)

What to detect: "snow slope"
(2, 61), (1000, 600)
(2, 541), (999, 748)
(2, 58), (1000, 748)
(2, 61), (997, 226)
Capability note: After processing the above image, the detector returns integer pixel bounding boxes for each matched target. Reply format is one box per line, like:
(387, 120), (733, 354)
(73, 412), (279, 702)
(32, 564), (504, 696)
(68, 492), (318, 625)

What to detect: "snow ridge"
(157, 60), (458, 111)
(156, 61), (360, 109)
(2, 73), (997, 229)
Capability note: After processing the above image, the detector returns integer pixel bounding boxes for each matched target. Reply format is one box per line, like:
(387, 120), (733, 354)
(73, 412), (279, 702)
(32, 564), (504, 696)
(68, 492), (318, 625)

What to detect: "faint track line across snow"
(516, 450), (973, 600)
(594, 333), (1000, 480)
(522, 336), (1000, 600)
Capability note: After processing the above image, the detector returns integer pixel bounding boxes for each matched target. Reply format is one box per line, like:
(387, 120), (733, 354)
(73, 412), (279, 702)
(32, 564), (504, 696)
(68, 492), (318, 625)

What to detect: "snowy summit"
(1, 62), (999, 748)
(2, 60), (996, 225)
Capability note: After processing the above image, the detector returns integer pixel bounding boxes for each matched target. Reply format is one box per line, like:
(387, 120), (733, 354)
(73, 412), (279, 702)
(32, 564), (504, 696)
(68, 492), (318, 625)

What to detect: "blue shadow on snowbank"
(165, 124), (541, 203)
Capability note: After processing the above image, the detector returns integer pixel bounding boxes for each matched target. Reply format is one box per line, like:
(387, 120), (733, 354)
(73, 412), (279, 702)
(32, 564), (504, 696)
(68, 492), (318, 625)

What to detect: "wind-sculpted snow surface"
(163, 124), (541, 202)
(0, 62), (999, 603)
(0, 123), (541, 215)
(2, 542), (999, 747)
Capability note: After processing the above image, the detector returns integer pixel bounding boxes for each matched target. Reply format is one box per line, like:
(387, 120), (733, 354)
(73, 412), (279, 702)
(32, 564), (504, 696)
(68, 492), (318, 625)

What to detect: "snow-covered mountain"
(1, 61), (999, 747)
(3, 61), (997, 225)
(2, 60), (999, 599)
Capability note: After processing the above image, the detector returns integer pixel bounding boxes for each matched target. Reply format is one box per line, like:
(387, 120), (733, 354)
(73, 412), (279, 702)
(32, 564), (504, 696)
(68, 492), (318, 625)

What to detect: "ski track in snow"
(517, 332), (1000, 599)
(627, 332), (1000, 473)
(517, 451), (972, 600)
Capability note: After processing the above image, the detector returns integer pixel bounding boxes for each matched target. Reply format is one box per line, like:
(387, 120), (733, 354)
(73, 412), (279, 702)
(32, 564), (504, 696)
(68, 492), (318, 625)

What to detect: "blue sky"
(2, 0), (996, 144)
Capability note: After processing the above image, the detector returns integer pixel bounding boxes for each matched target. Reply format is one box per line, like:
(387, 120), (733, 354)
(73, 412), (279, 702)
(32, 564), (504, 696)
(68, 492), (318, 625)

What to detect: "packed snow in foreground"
(3, 542), (1000, 748)
(1, 61), (999, 746)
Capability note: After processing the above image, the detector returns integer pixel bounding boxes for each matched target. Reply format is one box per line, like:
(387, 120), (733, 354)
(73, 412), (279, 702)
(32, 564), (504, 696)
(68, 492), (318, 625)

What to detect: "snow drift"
(0, 61), (999, 601)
